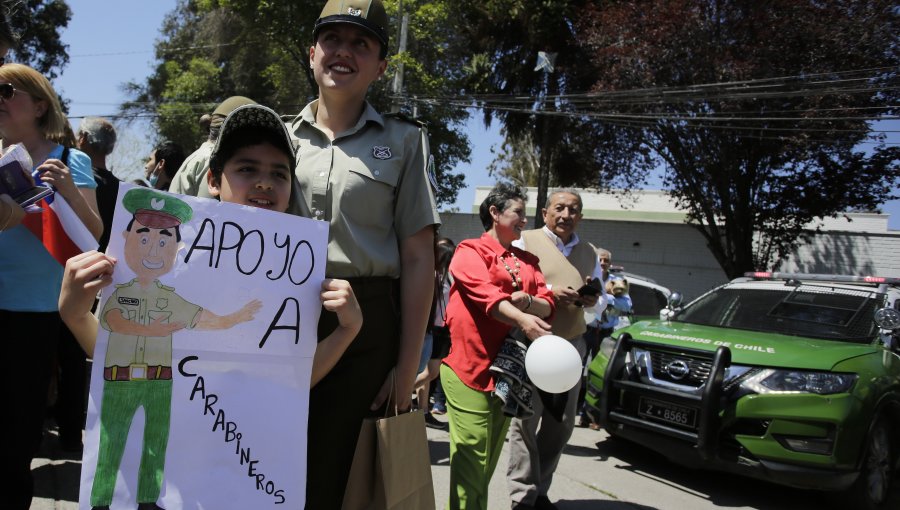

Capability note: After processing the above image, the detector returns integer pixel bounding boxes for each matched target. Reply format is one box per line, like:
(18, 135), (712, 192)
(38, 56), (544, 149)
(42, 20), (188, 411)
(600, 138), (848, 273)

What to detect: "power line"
(408, 96), (900, 130)
(402, 68), (899, 110)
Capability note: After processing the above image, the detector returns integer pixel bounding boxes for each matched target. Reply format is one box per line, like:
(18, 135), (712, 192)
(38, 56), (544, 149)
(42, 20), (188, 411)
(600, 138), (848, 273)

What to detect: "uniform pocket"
(342, 161), (402, 228)
(348, 160), (401, 188)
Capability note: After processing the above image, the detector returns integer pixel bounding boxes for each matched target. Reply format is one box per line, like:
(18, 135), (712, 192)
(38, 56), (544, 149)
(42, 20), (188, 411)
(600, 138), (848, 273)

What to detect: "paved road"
(30, 415), (900, 510)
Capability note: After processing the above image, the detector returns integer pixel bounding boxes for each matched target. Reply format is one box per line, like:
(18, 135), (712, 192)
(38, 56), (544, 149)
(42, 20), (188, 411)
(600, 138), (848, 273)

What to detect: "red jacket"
(443, 233), (555, 392)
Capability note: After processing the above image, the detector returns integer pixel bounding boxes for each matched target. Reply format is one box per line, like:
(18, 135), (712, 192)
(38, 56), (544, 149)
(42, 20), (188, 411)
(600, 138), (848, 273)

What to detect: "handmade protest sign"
(79, 184), (327, 509)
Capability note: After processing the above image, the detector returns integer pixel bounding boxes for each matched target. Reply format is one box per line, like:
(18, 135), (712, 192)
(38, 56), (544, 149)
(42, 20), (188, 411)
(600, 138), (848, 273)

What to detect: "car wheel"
(846, 418), (895, 509)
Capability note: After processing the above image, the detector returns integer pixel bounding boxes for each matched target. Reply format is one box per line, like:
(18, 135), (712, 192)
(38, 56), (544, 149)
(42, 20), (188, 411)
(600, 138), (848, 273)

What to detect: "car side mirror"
(667, 292), (683, 308)
(660, 292), (683, 320)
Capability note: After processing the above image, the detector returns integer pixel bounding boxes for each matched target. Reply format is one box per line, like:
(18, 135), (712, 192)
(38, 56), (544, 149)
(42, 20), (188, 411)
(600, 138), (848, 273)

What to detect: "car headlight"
(740, 369), (857, 395)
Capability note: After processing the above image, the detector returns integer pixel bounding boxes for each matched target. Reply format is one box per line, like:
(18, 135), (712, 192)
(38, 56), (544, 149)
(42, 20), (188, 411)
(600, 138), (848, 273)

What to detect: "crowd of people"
(0, 1), (635, 509)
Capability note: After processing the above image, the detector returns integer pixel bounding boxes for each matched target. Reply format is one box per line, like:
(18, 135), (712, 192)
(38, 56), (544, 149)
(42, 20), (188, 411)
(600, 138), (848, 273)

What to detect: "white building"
(437, 187), (900, 299)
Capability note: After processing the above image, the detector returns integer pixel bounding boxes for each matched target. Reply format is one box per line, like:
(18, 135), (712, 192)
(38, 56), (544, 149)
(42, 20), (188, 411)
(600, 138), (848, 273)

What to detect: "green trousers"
(441, 364), (510, 510)
(90, 379), (172, 506)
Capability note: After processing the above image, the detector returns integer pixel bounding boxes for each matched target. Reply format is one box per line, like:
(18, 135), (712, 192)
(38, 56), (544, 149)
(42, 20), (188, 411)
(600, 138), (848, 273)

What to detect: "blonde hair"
(0, 63), (70, 145)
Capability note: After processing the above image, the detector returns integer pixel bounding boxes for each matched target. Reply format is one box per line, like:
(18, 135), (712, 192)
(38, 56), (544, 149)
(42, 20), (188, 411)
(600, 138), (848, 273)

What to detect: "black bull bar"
(597, 334), (732, 461)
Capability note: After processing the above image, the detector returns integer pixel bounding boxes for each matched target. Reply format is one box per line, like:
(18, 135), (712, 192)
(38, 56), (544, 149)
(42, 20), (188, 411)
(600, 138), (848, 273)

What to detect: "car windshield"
(630, 284), (668, 317)
(674, 284), (884, 342)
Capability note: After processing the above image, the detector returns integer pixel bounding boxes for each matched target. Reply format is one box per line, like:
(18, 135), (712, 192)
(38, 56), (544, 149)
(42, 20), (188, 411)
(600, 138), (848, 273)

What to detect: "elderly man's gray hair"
(78, 117), (117, 156)
(548, 188), (583, 210)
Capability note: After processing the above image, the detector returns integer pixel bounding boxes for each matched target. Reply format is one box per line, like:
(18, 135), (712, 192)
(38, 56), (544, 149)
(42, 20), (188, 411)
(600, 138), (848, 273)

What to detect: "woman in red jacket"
(441, 183), (555, 510)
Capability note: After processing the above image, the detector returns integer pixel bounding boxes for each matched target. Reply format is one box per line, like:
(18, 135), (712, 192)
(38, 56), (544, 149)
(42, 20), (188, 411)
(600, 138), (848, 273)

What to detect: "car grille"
(648, 350), (713, 387)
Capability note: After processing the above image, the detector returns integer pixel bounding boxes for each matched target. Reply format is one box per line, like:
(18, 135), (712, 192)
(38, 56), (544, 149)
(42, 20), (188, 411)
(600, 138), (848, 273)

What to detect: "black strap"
(61, 145), (70, 166)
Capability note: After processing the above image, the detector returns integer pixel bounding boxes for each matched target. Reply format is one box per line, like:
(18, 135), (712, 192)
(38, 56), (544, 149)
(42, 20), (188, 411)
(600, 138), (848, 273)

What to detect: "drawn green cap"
(123, 188), (193, 229)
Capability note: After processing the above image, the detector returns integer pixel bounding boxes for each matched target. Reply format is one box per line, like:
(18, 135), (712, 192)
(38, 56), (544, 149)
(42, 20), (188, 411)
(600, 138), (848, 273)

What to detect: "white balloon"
(525, 335), (583, 393)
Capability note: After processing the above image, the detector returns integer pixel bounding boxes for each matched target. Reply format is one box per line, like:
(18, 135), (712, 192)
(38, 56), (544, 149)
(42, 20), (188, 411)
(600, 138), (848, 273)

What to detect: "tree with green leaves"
(571, 0), (899, 278)
(122, 2), (299, 151)
(124, 0), (468, 206)
(4, 0), (71, 80)
(454, 0), (654, 227)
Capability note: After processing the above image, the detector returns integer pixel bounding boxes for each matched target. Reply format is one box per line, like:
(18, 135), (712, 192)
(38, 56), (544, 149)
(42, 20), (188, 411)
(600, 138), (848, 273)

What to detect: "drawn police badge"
(372, 146), (392, 160)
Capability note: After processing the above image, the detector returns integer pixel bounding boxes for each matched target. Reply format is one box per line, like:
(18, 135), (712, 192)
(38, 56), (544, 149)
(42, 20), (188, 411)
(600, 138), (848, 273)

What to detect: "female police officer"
(289, 1), (440, 507)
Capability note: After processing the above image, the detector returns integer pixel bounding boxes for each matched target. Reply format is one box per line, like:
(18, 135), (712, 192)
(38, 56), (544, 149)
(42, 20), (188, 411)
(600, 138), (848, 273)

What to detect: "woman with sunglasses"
(0, 63), (102, 509)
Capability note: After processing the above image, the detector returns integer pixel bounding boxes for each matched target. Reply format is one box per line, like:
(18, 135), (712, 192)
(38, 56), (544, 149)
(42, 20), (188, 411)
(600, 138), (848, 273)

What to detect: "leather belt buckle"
(130, 363), (149, 380)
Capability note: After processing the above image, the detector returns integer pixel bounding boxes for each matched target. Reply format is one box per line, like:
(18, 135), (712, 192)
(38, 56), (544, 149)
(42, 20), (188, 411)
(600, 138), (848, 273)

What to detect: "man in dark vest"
(508, 189), (607, 510)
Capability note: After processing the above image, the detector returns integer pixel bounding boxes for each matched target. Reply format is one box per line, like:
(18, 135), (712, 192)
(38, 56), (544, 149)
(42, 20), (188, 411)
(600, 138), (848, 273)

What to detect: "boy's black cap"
(313, 0), (389, 53)
(209, 104), (297, 170)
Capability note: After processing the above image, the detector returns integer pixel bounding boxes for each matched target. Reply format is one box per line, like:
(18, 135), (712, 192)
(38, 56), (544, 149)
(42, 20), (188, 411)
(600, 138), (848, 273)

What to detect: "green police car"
(584, 272), (900, 508)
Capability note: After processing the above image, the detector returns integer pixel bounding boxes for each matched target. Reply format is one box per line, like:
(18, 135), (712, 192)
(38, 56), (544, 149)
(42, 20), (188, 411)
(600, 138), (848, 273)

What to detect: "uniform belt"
(343, 276), (399, 300)
(103, 364), (173, 381)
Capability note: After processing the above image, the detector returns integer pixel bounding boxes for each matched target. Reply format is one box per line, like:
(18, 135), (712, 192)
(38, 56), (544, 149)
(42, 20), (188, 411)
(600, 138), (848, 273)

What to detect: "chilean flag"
(23, 188), (98, 266)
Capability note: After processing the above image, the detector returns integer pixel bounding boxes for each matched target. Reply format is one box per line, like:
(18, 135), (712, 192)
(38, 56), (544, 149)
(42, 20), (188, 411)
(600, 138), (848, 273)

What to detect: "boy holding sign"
(58, 105), (362, 509)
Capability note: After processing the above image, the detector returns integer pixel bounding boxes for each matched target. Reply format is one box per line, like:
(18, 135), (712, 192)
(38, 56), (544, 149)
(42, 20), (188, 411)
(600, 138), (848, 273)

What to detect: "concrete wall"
(776, 230), (900, 278)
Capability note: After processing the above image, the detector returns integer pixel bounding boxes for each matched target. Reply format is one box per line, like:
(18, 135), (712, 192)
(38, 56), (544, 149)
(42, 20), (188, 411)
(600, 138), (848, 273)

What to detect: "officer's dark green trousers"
(306, 277), (400, 509)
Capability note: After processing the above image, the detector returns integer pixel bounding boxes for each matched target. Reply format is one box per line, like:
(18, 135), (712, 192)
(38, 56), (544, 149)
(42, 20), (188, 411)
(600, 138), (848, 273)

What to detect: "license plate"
(638, 397), (698, 428)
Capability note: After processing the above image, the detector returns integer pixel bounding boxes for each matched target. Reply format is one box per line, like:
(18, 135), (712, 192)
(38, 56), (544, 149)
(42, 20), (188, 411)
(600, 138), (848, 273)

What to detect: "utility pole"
(391, 10), (409, 113)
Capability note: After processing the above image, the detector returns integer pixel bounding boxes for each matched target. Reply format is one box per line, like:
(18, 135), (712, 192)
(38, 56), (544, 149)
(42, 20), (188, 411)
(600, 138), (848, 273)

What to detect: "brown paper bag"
(373, 409), (436, 510)
(342, 410), (436, 510)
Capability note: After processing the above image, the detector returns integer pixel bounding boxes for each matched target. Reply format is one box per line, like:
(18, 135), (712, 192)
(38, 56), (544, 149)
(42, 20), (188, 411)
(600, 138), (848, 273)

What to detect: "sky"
(52, 0), (898, 229)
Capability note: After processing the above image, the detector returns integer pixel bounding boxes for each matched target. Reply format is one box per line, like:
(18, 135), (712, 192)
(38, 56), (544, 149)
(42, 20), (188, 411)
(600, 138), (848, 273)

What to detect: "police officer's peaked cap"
(314, 0), (389, 52)
(123, 188), (193, 229)
(209, 96), (257, 129)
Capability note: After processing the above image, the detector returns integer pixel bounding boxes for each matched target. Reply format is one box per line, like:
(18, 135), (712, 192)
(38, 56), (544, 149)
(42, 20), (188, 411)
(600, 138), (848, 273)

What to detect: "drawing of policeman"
(90, 187), (261, 510)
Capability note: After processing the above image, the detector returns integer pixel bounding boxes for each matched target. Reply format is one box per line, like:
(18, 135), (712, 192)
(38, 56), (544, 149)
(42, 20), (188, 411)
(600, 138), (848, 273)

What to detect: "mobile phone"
(577, 279), (602, 297)
(0, 160), (53, 206)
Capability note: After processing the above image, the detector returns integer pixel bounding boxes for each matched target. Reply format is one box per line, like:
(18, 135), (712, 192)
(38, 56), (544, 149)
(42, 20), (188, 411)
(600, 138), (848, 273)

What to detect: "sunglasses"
(0, 83), (27, 101)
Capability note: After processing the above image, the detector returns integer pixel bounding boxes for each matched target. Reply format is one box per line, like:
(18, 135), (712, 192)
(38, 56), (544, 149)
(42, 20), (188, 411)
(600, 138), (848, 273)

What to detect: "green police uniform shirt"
(168, 140), (215, 199)
(99, 279), (203, 368)
(290, 100), (441, 278)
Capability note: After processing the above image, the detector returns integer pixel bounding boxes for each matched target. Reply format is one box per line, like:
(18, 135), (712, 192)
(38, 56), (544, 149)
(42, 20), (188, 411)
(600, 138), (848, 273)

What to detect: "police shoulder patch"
(426, 154), (438, 191)
(384, 111), (426, 128)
